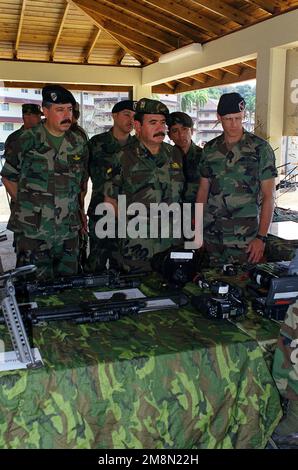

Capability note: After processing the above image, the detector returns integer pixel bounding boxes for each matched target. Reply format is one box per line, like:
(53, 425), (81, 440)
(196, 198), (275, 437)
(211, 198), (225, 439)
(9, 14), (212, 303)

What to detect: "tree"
(180, 89), (208, 130)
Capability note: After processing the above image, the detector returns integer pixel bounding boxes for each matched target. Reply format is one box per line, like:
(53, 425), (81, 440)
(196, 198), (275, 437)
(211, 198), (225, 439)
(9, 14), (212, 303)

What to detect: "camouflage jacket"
(200, 130), (277, 245)
(4, 125), (25, 150)
(178, 141), (202, 205)
(87, 129), (135, 218)
(1, 122), (89, 239)
(104, 139), (184, 208)
(272, 299), (298, 399)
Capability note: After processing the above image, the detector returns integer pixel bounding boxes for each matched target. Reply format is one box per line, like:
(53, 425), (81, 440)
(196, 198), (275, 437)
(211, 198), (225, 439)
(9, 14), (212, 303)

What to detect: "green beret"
(22, 104), (42, 115)
(167, 112), (193, 129)
(135, 98), (169, 116)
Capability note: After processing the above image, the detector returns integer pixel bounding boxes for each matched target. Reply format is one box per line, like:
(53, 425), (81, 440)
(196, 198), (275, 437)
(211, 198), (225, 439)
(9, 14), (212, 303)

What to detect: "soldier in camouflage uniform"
(272, 299), (298, 441)
(70, 101), (89, 142)
(104, 98), (184, 273)
(86, 100), (136, 273)
(197, 93), (277, 266)
(0, 85), (89, 280)
(168, 111), (202, 207)
(4, 104), (43, 250)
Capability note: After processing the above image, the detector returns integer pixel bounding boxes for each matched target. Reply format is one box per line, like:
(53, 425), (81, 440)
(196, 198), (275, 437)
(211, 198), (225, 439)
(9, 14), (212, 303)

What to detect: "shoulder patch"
(171, 162), (181, 169)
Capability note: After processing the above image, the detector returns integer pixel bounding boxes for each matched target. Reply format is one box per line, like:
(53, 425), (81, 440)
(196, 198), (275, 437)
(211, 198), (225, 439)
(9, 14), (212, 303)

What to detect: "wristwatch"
(256, 234), (268, 243)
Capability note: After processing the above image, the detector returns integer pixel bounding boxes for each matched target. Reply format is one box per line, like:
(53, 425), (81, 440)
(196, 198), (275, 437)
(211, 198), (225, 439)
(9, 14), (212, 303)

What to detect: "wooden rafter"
(103, 0), (212, 41)
(220, 64), (242, 76)
(14, 0), (27, 59)
(241, 59), (257, 69)
(51, 3), (70, 61)
(189, 74), (208, 84)
(114, 47), (127, 65)
(112, 34), (157, 63)
(245, 1), (278, 14)
(84, 27), (101, 63)
(97, 18), (169, 54)
(192, 0), (254, 25)
(143, 0), (231, 35)
(72, 0), (178, 48)
(204, 69), (225, 80)
(174, 67), (256, 93)
(176, 77), (194, 86)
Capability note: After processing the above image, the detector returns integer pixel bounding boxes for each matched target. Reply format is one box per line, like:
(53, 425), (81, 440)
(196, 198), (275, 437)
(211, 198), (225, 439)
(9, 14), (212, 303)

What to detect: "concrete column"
(132, 83), (152, 100)
(255, 47), (287, 165)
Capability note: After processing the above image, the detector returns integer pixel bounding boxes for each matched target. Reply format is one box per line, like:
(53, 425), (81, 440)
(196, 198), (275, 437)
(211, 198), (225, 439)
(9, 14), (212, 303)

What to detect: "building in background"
(0, 88), (130, 150)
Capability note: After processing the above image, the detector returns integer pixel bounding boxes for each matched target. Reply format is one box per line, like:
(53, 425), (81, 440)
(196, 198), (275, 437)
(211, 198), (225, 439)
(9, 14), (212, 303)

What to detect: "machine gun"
(0, 292), (188, 326)
(0, 265), (43, 369)
(16, 270), (147, 298)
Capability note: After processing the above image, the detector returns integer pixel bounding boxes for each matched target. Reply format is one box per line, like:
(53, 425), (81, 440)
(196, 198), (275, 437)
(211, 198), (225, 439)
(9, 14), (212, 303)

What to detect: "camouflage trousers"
(85, 217), (120, 273)
(204, 240), (251, 267)
(16, 235), (79, 280)
(272, 300), (298, 400)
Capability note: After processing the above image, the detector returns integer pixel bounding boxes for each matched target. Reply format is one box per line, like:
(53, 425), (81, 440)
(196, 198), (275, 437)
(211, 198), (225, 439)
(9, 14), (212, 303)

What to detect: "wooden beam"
(72, 0), (178, 48)
(84, 27), (101, 63)
(112, 34), (157, 63)
(174, 67), (256, 93)
(220, 64), (242, 76)
(14, 0), (27, 59)
(143, 0), (231, 35)
(204, 69), (225, 80)
(241, 59), (257, 69)
(189, 74), (208, 84)
(114, 47), (127, 65)
(98, 18), (168, 54)
(245, 1), (277, 14)
(103, 0), (213, 41)
(192, 0), (254, 25)
(51, 3), (70, 61)
(69, 0), (151, 64)
(176, 77), (194, 86)
(3, 81), (133, 93)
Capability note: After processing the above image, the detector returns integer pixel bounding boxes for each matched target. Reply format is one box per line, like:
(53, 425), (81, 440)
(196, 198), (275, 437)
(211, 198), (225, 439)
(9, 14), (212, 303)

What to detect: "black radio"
(191, 279), (247, 320)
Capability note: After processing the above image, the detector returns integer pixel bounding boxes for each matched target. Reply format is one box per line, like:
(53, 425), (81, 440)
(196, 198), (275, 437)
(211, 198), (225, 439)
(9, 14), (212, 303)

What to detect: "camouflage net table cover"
(0, 275), (282, 449)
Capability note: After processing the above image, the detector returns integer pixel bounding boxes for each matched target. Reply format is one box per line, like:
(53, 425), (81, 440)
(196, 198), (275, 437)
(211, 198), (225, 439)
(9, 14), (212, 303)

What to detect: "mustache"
(153, 132), (165, 137)
(60, 119), (72, 125)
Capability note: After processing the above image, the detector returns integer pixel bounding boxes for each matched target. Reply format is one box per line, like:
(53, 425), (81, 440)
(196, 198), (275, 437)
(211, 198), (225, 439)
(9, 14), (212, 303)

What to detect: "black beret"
(217, 92), (246, 116)
(112, 100), (136, 113)
(22, 104), (42, 115)
(42, 84), (76, 106)
(167, 112), (193, 129)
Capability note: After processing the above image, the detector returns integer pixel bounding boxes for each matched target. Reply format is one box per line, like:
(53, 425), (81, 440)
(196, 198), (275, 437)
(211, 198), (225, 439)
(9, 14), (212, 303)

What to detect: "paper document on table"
(0, 348), (43, 371)
(93, 288), (146, 300)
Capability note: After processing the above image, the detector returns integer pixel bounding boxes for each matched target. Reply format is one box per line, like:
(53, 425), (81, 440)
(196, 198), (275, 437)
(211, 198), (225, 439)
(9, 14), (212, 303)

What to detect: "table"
(0, 277), (282, 449)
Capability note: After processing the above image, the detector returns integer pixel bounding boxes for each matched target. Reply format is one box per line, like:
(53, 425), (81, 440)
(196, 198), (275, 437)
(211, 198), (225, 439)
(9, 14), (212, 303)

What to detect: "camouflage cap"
(167, 111), (193, 129)
(22, 103), (42, 115)
(42, 84), (76, 106)
(135, 98), (169, 116)
(112, 100), (136, 113)
(217, 92), (246, 116)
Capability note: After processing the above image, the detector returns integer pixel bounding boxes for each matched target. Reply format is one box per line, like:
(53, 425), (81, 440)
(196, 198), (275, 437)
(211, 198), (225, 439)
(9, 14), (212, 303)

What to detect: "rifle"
(0, 265), (43, 369)
(16, 270), (148, 298)
(0, 292), (189, 326)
